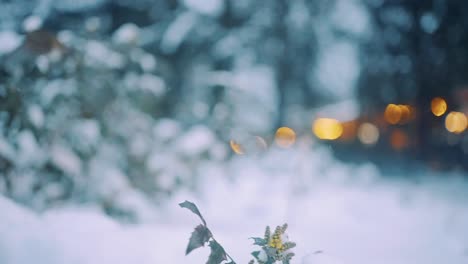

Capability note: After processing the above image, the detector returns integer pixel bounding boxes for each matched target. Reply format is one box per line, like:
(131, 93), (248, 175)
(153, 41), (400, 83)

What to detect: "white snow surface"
(1, 146), (468, 264)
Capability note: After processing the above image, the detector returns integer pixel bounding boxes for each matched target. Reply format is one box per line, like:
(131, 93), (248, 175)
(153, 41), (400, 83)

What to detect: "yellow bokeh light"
(312, 118), (343, 140)
(229, 140), (245, 155)
(358, 123), (379, 145)
(445, 111), (467, 134)
(275, 127), (296, 148)
(431, 97), (447, 117)
(384, 104), (402, 124)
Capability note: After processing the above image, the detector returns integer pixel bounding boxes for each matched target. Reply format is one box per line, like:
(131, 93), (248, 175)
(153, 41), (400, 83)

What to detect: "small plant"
(249, 224), (296, 264)
(179, 200), (296, 264)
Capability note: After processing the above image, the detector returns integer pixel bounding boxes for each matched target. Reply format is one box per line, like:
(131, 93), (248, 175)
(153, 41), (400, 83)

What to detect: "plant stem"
(210, 231), (237, 263)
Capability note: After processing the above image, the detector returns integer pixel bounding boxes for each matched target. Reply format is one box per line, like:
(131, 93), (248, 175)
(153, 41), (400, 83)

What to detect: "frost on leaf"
(186, 224), (211, 255)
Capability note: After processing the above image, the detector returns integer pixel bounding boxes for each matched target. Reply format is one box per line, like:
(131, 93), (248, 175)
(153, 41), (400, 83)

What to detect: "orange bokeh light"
(275, 127), (296, 148)
(431, 97), (447, 117)
(390, 129), (409, 150)
(339, 120), (358, 141)
(384, 104), (415, 125)
(384, 104), (402, 124)
(229, 140), (245, 155)
(445, 111), (467, 134)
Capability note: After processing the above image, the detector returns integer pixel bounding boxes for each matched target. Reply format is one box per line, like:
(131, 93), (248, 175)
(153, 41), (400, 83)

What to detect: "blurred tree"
(358, 0), (468, 170)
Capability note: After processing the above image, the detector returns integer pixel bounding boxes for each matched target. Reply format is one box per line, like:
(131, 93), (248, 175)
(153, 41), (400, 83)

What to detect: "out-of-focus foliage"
(2, 0), (467, 220)
(0, 0), (366, 218)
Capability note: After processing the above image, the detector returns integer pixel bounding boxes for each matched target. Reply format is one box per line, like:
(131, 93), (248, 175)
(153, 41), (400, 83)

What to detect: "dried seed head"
(264, 226), (271, 241)
(281, 223), (288, 233)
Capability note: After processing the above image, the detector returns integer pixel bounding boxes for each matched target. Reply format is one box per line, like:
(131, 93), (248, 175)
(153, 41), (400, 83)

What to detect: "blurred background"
(1, 0), (468, 263)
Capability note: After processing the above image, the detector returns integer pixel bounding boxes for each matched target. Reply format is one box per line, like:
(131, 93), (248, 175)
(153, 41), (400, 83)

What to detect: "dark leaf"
(251, 250), (260, 259)
(207, 240), (227, 264)
(186, 224), (211, 255)
(179, 200), (206, 226)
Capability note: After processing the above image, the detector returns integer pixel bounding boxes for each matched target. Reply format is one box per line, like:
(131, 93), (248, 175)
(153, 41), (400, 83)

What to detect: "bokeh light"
(398, 105), (414, 124)
(358, 123), (379, 145)
(384, 104), (415, 124)
(384, 104), (402, 124)
(431, 97), (447, 117)
(255, 136), (268, 150)
(275, 127), (296, 148)
(339, 120), (358, 141)
(312, 118), (343, 140)
(445, 111), (467, 134)
(229, 140), (245, 155)
(391, 129), (409, 150)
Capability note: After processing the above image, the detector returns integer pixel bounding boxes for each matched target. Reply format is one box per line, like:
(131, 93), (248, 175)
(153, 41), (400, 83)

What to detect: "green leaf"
(283, 242), (296, 250)
(251, 250), (260, 259)
(186, 224), (211, 255)
(207, 240), (227, 264)
(265, 247), (277, 258)
(250, 237), (267, 246)
(179, 200), (206, 226)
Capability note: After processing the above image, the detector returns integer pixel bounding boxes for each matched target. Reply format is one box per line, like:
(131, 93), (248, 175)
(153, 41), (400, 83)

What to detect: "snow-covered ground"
(1, 146), (468, 264)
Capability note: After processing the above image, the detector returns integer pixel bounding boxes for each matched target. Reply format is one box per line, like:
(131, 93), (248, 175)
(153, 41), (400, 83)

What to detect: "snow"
(1, 146), (468, 264)
(85, 41), (125, 69)
(0, 135), (16, 162)
(313, 100), (360, 122)
(228, 66), (278, 133)
(138, 53), (157, 72)
(0, 31), (22, 55)
(16, 130), (43, 167)
(53, 0), (107, 12)
(70, 119), (101, 152)
(331, 0), (370, 37)
(50, 144), (82, 176)
(176, 125), (216, 156)
(22, 15), (43, 32)
(40, 78), (77, 106)
(137, 74), (166, 96)
(160, 12), (197, 54)
(183, 0), (224, 17)
(112, 23), (140, 45)
(153, 119), (182, 141)
(123, 72), (167, 97)
(316, 41), (360, 100)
